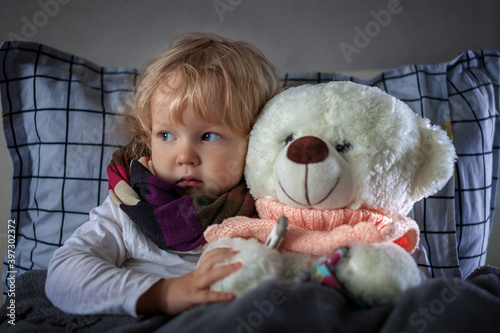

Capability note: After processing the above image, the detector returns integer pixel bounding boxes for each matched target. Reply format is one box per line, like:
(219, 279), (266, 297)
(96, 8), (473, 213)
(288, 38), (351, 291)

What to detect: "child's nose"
(176, 143), (201, 166)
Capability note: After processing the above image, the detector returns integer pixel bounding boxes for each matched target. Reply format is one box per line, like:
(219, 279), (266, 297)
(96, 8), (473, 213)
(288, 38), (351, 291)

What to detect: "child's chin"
(184, 183), (235, 196)
(183, 186), (202, 195)
(184, 185), (213, 196)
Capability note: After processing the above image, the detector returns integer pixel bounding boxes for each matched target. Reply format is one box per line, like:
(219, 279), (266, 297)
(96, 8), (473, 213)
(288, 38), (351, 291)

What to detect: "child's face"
(150, 90), (248, 196)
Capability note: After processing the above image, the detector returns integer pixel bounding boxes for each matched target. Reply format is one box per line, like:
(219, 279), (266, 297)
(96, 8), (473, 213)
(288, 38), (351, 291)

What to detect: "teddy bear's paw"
(334, 242), (422, 306)
(203, 237), (283, 297)
(281, 250), (319, 280)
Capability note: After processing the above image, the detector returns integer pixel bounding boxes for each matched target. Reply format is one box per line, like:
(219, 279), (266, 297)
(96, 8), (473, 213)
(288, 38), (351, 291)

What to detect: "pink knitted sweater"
(204, 198), (419, 256)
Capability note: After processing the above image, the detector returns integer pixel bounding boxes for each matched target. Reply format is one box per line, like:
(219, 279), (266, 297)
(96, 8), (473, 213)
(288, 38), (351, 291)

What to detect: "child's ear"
(411, 118), (456, 202)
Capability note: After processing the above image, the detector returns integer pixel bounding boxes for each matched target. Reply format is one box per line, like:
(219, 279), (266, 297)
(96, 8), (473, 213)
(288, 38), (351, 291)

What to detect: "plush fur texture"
(335, 242), (422, 306)
(202, 237), (283, 296)
(246, 81), (456, 215)
(204, 81), (456, 305)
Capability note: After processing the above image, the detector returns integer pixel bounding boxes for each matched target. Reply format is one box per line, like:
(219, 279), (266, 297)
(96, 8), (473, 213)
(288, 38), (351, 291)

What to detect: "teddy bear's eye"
(284, 134), (294, 145)
(336, 142), (352, 154)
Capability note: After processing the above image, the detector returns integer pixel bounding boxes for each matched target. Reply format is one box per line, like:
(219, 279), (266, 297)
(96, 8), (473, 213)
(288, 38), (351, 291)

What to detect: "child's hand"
(137, 247), (241, 315)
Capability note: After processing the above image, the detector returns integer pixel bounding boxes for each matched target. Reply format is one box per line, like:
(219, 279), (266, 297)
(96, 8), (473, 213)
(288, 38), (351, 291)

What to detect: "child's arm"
(46, 198), (159, 316)
(136, 247), (241, 315)
(46, 196), (191, 316)
(46, 195), (242, 317)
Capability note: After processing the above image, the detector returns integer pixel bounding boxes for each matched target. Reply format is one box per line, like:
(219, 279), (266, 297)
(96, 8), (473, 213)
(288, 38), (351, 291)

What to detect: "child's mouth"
(177, 177), (202, 187)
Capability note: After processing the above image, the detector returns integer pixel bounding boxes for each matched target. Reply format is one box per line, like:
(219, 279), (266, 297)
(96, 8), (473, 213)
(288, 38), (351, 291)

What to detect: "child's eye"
(161, 132), (175, 142)
(202, 132), (222, 142)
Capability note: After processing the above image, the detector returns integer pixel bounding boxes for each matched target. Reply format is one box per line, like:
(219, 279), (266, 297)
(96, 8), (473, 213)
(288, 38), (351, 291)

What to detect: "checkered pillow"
(1, 41), (499, 298)
(0, 41), (136, 298)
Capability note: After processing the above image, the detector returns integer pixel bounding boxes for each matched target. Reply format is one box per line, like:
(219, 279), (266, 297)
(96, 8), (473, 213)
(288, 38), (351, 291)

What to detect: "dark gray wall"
(1, 0), (499, 73)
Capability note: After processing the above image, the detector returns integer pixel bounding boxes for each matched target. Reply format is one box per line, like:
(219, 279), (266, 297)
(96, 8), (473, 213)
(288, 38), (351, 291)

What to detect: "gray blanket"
(1, 266), (499, 332)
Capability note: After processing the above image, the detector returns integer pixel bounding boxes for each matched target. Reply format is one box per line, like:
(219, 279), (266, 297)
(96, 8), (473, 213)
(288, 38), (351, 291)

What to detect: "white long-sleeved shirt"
(46, 195), (201, 317)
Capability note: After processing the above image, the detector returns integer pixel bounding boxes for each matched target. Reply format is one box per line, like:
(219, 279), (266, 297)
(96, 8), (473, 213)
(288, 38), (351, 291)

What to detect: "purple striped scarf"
(107, 146), (255, 252)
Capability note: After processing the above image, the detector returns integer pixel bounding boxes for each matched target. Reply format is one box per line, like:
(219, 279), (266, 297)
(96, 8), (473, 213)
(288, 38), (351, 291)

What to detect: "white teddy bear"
(201, 81), (456, 306)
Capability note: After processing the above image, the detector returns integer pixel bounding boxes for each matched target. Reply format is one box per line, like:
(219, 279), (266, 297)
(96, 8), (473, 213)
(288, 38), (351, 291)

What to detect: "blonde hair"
(125, 32), (280, 159)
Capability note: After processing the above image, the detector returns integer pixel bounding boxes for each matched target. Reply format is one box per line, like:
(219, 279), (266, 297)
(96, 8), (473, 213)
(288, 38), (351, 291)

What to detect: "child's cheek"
(226, 160), (244, 178)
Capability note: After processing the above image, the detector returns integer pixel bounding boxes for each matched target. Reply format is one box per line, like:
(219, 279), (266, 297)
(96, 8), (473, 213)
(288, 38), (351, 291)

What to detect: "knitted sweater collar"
(204, 198), (420, 256)
(256, 198), (393, 231)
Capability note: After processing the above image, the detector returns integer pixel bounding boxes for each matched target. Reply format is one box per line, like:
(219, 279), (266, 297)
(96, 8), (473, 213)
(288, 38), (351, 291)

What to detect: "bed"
(0, 41), (499, 332)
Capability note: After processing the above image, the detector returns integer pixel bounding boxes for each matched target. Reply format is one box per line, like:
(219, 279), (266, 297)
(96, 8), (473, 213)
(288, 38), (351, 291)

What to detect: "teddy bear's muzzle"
(273, 135), (355, 210)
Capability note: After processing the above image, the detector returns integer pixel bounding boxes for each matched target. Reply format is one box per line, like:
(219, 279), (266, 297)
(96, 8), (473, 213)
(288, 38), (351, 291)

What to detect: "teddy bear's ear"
(411, 117), (456, 202)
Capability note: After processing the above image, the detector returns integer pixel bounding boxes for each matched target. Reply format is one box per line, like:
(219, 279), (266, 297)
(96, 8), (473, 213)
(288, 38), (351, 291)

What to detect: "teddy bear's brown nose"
(287, 136), (329, 164)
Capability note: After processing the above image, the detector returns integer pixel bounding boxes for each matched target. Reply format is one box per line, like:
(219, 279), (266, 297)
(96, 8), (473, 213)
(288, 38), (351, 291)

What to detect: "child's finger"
(197, 261), (242, 289)
(198, 247), (239, 270)
(193, 289), (236, 305)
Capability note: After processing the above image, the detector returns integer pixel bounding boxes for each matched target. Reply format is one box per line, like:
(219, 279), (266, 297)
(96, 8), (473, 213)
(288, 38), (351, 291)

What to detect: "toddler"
(46, 32), (280, 317)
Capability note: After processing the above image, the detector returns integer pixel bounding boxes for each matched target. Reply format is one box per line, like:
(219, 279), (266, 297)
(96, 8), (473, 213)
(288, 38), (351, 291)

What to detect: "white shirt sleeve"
(46, 195), (198, 317)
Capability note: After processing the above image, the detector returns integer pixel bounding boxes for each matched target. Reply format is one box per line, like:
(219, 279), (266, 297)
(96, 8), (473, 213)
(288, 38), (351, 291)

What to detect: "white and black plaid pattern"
(0, 41), (136, 298)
